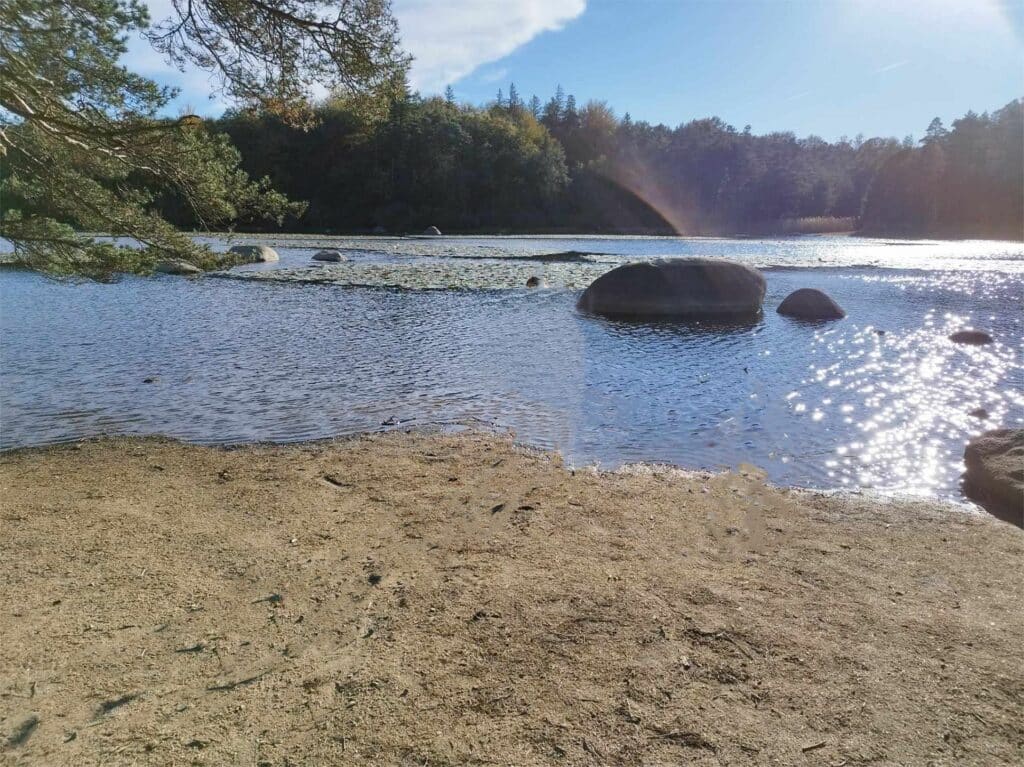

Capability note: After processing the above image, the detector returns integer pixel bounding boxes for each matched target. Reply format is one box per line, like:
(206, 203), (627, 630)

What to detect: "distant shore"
(199, 225), (1023, 242)
(2, 432), (1021, 765)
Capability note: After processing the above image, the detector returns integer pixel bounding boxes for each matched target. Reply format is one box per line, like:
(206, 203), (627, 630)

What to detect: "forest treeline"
(197, 91), (1022, 239)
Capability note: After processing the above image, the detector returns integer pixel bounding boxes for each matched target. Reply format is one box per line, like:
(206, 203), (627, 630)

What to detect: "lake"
(2, 234), (1022, 502)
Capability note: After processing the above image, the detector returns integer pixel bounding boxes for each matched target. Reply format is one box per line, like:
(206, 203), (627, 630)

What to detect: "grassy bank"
(1, 432), (1021, 765)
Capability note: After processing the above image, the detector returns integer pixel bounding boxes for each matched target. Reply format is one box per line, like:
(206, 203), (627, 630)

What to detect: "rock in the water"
(969, 407), (990, 420)
(228, 245), (279, 263)
(312, 249), (346, 262)
(576, 258), (766, 319)
(777, 288), (845, 320)
(949, 329), (993, 345)
(963, 429), (1024, 527)
(526, 276), (545, 288)
(423, 226), (442, 236)
(153, 259), (201, 275)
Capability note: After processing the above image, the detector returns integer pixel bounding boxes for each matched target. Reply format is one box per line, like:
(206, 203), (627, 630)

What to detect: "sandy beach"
(1, 431), (1022, 765)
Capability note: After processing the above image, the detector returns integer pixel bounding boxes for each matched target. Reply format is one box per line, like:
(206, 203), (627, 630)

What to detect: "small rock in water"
(153, 259), (201, 275)
(228, 245), (279, 263)
(777, 288), (845, 320)
(969, 407), (990, 420)
(142, 377), (157, 384)
(312, 249), (346, 262)
(423, 226), (442, 236)
(949, 329), (992, 345)
(526, 276), (545, 288)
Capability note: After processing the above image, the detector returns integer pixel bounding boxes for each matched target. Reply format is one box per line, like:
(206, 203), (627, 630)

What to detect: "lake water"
(2, 234), (1022, 502)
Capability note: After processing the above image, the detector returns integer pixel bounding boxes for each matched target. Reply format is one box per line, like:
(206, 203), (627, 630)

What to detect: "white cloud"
(121, 1), (586, 112)
(394, 0), (586, 93)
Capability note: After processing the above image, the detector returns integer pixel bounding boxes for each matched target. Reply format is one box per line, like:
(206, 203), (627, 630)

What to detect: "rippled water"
(2, 234), (1022, 502)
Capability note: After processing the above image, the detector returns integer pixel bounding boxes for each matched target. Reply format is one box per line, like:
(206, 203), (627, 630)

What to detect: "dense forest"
(200, 91), (1022, 239)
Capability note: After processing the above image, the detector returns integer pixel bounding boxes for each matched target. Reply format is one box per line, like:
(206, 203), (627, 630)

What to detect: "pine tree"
(0, 0), (408, 276)
(508, 82), (520, 113)
(529, 95), (542, 119)
(922, 117), (948, 145)
(444, 85), (456, 105)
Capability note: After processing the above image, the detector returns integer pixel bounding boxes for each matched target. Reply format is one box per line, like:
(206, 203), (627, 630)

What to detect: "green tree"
(0, 0), (407, 276)
(508, 82), (520, 114)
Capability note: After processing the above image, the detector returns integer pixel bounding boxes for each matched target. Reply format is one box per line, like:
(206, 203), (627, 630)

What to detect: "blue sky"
(131, 0), (1022, 141)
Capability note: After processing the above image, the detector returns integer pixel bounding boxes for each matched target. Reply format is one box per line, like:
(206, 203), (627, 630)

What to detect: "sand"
(1, 432), (1022, 766)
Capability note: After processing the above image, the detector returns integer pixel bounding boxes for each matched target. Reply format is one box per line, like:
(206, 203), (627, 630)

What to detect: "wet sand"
(1, 432), (1022, 765)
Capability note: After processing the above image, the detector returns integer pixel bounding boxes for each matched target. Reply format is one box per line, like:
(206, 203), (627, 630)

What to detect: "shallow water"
(2, 234), (1022, 501)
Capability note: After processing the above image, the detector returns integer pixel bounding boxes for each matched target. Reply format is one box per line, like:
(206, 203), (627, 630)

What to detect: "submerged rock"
(423, 226), (442, 236)
(576, 258), (766, 319)
(949, 329), (993, 345)
(153, 259), (201, 275)
(312, 250), (347, 262)
(963, 429), (1024, 527)
(523, 251), (596, 263)
(228, 245), (279, 263)
(777, 288), (845, 320)
(969, 407), (990, 420)
(526, 276), (545, 288)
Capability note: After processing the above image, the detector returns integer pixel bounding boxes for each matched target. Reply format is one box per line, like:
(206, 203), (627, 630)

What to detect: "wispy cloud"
(784, 90), (811, 102)
(394, 0), (587, 93)
(873, 60), (909, 75)
(478, 67), (510, 84)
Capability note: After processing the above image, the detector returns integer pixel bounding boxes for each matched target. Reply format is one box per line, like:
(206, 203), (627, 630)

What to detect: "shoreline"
(2, 432), (1021, 764)
(0, 426), (988, 513)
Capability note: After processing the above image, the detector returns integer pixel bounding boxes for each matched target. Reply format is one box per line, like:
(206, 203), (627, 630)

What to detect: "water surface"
(2, 234), (1022, 502)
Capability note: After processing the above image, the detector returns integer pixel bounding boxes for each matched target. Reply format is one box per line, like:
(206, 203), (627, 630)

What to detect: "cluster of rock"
(575, 257), (850, 322)
(154, 244), (282, 276)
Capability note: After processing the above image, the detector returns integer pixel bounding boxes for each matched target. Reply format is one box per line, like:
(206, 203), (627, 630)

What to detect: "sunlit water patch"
(2, 235), (1022, 504)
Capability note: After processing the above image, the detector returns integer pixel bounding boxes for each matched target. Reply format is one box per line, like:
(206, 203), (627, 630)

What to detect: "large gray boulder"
(153, 259), (201, 275)
(228, 244), (279, 263)
(312, 249), (347, 262)
(576, 258), (766, 319)
(963, 429), (1024, 527)
(777, 288), (845, 320)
